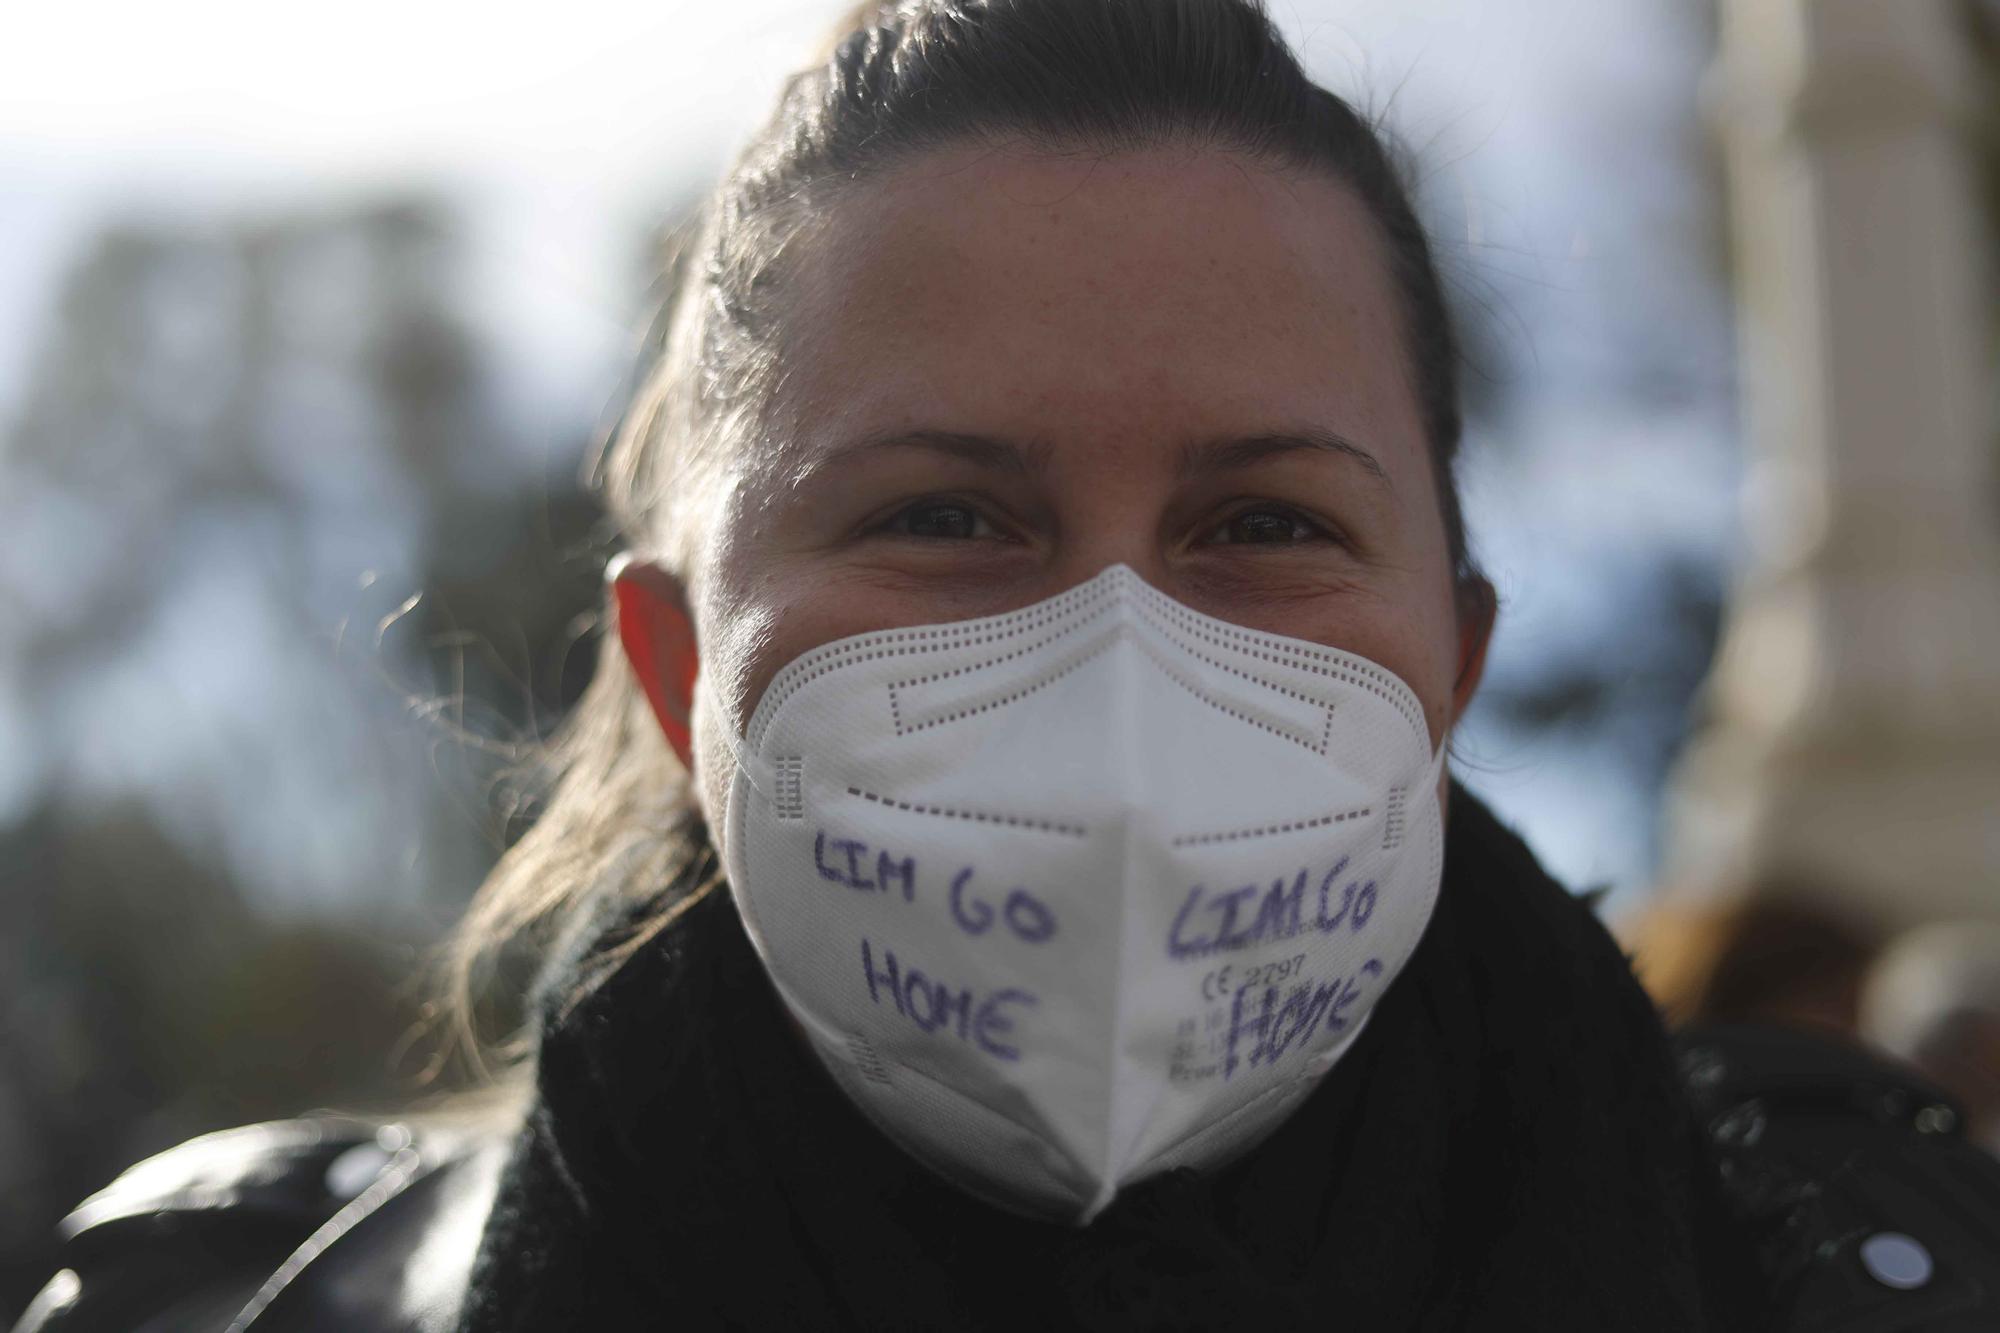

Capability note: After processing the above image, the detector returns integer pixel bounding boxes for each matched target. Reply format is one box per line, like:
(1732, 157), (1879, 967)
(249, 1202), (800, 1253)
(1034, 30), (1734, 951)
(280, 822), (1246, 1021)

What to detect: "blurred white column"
(1665, 0), (2000, 930)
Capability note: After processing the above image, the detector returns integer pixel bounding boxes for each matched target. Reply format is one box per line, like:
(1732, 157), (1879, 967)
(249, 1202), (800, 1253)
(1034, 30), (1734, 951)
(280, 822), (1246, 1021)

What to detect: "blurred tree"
(0, 799), (430, 1309)
(0, 196), (613, 1316)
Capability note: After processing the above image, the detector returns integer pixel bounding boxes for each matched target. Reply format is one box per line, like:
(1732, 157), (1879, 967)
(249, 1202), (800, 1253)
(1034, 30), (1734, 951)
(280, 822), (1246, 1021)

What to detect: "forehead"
(771, 143), (1425, 476)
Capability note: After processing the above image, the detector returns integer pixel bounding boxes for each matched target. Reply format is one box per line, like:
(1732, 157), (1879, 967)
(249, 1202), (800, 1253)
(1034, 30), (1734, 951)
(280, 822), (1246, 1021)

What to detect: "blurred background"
(2, 0), (1996, 1315)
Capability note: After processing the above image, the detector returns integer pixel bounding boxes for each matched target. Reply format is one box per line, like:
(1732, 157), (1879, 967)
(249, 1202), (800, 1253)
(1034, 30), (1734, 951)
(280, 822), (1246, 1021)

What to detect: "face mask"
(703, 564), (1445, 1224)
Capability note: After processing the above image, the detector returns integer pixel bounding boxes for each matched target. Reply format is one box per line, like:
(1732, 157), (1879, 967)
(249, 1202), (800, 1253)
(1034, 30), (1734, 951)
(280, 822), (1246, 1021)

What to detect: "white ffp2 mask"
(706, 564), (1445, 1224)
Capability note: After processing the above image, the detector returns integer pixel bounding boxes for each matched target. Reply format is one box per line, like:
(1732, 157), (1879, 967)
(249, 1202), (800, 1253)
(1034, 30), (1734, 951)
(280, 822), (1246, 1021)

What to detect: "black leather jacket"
(13, 1025), (2000, 1332)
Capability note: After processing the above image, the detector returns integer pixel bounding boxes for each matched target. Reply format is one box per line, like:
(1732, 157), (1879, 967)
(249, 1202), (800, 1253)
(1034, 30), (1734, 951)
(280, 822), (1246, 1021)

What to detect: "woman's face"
(682, 144), (1491, 830)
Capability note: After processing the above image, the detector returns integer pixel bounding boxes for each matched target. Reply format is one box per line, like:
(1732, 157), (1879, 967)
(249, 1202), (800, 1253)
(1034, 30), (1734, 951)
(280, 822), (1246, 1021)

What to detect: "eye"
(1204, 505), (1330, 546)
(878, 498), (995, 540)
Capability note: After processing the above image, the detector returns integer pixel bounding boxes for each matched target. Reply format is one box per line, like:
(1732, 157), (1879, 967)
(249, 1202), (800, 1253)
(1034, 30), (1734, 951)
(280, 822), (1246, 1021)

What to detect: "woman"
(19, 2), (1999, 1330)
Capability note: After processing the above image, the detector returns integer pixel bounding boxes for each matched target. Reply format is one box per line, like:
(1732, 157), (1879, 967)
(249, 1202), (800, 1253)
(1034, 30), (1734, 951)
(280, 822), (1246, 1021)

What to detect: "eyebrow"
(809, 425), (1388, 487)
(1177, 429), (1390, 487)
(812, 429), (1051, 477)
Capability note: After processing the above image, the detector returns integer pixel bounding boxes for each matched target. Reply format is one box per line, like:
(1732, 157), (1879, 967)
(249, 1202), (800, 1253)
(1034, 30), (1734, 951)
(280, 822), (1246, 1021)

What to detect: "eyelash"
(869, 496), (1005, 542)
(1202, 502), (1342, 548)
(864, 497), (1347, 550)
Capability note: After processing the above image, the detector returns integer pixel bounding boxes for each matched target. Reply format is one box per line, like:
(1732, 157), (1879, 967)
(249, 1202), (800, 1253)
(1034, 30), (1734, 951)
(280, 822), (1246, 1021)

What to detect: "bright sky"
(0, 0), (1705, 424)
(0, 0), (1685, 192)
(1, 1), (827, 182)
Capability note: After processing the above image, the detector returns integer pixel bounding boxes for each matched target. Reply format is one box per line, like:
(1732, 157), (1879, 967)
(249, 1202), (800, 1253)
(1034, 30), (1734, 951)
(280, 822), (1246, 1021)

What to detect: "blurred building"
(1642, 0), (2000, 1036)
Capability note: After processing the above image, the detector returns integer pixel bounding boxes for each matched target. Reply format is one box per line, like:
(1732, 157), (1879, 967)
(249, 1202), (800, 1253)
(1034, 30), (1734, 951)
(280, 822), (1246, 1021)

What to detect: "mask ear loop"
(721, 723), (777, 801)
(695, 673), (777, 801)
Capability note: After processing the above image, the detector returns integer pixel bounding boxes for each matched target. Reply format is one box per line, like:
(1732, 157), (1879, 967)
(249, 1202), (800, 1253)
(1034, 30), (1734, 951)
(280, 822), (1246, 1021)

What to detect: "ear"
(1450, 576), (1497, 725)
(607, 553), (700, 771)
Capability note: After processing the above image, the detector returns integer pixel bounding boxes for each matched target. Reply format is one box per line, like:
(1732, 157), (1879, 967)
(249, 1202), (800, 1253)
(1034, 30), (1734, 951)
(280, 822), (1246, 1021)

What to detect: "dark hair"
(447, 0), (1481, 1070)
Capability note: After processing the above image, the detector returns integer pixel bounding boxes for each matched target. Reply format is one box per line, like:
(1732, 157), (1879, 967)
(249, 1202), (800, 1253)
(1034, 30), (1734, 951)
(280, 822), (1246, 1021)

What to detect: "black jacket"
(16, 793), (2000, 1331)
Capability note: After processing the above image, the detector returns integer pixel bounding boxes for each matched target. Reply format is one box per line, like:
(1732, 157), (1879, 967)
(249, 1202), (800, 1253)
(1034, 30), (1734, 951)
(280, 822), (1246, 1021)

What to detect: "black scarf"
(456, 788), (1767, 1331)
